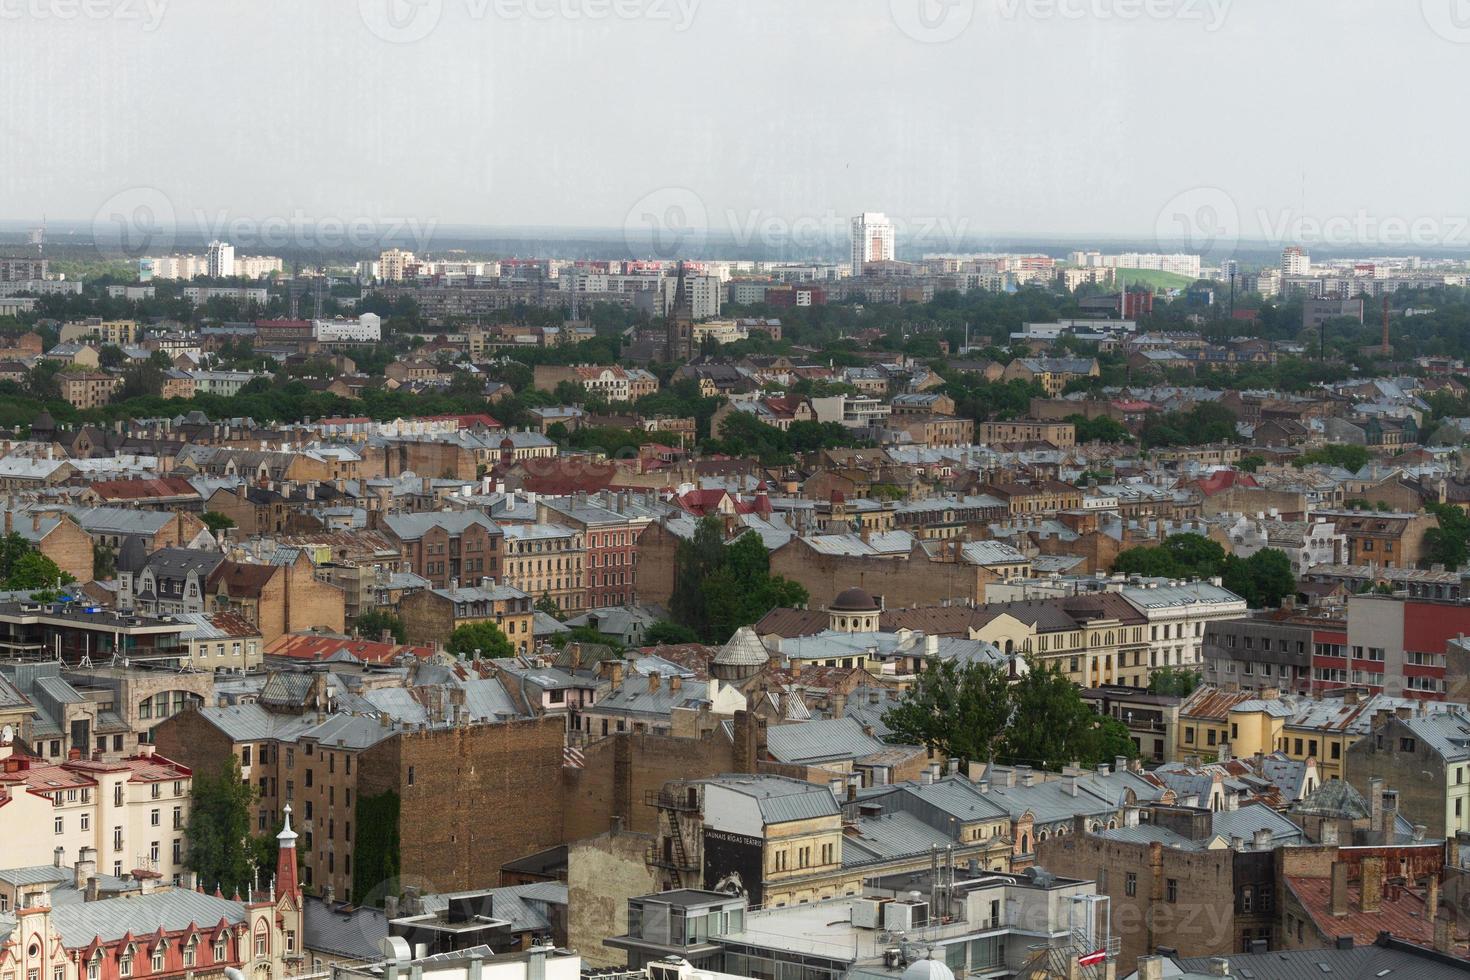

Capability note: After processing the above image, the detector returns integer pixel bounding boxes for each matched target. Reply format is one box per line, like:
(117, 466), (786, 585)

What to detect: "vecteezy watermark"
(996, 0), (1231, 30)
(191, 209), (439, 253)
(1254, 208), (1470, 249)
(93, 187), (177, 261)
(624, 187), (710, 261)
(890, 0), (975, 43)
(359, 0), (699, 43)
(92, 189), (440, 258)
(0, 0), (168, 30)
(1154, 186), (1240, 264)
(623, 187), (973, 259)
(1421, 0), (1470, 43)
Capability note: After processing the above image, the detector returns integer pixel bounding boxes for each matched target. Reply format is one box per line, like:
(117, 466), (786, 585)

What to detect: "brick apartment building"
(59, 371), (121, 410)
(155, 699), (565, 902)
(539, 494), (651, 609)
(383, 511), (503, 591)
(398, 583), (535, 652)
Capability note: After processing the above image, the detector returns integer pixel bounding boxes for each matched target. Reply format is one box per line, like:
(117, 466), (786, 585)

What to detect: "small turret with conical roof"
(712, 625), (769, 681)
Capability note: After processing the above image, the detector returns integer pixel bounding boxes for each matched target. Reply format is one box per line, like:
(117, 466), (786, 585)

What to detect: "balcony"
(645, 789), (701, 812)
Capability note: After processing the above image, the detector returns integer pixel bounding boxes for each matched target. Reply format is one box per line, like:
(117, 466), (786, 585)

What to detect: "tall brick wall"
(769, 541), (982, 609)
(1038, 827), (1236, 963)
(359, 716), (567, 896)
(152, 708), (239, 776)
(561, 722), (755, 843)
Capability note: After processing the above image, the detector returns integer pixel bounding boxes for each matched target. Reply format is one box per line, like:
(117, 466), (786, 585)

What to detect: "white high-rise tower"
(206, 240), (236, 278)
(850, 212), (895, 274)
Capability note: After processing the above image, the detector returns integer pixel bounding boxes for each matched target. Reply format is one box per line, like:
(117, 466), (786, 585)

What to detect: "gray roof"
(763, 717), (890, 765)
(63, 506), (177, 536)
(1160, 943), (1470, 980)
(1396, 709), (1470, 762)
(1290, 779), (1371, 819)
(419, 881), (566, 934)
(980, 768), (1170, 826)
(592, 678), (709, 718)
(193, 703), (322, 742)
(303, 897), (387, 962)
(0, 865), (71, 887)
(383, 511), (499, 542)
(1211, 804), (1306, 847)
(47, 889), (251, 947)
(843, 811), (956, 865)
(700, 774), (841, 824)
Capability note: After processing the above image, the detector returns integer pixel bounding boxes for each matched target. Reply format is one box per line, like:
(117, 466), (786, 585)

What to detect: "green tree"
(201, 511), (236, 533)
(1113, 533), (1227, 581)
(1221, 549), (1297, 608)
(446, 620), (514, 658)
(1294, 444), (1370, 472)
(883, 659), (1138, 772)
(670, 517), (729, 637)
(670, 519), (808, 642)
(1422, 503), (1470, 570)
(643, 620), (699, 645)
(354, 609), (406, 644)
(93, 542), (116, 580)
(535, 593), (564, 621)
(1001, 662), (1137, 770)
(6, 550), (73, 590)
(1148, 666), (1202, 698)
(1237, 454), (1266, 473)
(186, 757), (258, 895)
(1066, 414), (1131, 444)
(882, 660), (1013, 767)
(98, 344), (127, 369)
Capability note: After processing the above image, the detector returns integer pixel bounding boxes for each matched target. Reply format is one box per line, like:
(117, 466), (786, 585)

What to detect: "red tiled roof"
(1286, 875), (1466, 955)
(1180, 687), (1260, 721)
(423, 413), (502, 429)
(267, 633), (433, 663)
(90, 476), (199, 500)
(1187, 470), (1258, 496)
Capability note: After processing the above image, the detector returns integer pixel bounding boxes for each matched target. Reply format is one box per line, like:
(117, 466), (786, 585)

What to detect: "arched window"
(1020, 833), (1030, 853)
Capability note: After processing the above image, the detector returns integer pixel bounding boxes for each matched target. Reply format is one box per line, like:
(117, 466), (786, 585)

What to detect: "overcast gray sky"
(3, 0), (1467, 249)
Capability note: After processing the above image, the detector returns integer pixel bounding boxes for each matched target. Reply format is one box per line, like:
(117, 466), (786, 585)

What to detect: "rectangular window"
(1167, 879), (1178, 903)
(1125, 872), (1137, 897)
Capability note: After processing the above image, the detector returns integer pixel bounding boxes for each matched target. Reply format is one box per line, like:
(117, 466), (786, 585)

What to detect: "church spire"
(275, 804), (300, 899)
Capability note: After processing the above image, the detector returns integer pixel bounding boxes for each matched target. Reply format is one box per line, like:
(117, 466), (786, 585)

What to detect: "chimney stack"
(648, 671), (660, 692)
(1360, 855), (1384, 913)
(1330, 861), (1349, 917)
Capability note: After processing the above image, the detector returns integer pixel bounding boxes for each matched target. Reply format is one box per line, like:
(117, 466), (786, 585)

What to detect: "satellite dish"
(1, 725), (12, 745)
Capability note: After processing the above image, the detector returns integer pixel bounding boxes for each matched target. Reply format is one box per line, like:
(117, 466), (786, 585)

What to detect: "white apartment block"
(141, 252), (280, 280)
(658, 274), (722, 320)
(0, 743), (193, 884)
(313, 313), (382, 342)
(1121, 581), (1249, 671)
(1282, 246), (1311, 277)
(182, 286), (268, 305)
(379, 248), (417, 281)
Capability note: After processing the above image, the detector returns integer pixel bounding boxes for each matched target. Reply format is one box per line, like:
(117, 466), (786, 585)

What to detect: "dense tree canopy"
(186, 757), (258, 896)
(670, 518), (809, 643)
(354, 609), (407, 644)
(1113, 533), (1296, 608)
(445, 621), (514, 658)
(883, 659), (1137, 771)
